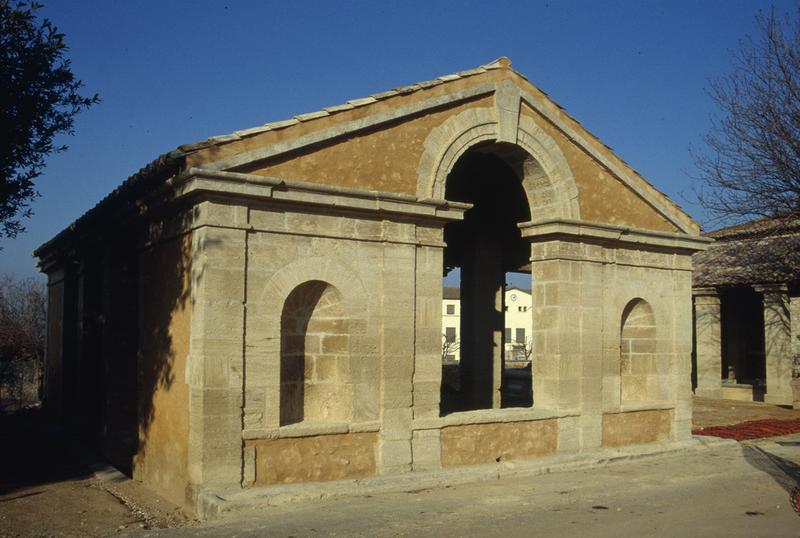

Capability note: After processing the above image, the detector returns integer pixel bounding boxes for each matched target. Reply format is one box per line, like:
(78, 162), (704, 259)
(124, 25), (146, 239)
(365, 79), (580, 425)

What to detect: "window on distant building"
(516, 328), (525, 343)
(446, 304), (455, 315)
(445, 326), (456, 343)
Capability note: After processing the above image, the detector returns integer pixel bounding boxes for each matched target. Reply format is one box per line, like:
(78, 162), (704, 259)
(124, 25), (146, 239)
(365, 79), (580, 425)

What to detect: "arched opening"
(620, 299), (664, 403)
(280, 280), (351, 425)
(440, 142), (533, 413)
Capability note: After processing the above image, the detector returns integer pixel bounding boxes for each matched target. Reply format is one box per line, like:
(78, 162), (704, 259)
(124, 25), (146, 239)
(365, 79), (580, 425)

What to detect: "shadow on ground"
(742, 444), (800, 513)
(0, 408), (92, 497)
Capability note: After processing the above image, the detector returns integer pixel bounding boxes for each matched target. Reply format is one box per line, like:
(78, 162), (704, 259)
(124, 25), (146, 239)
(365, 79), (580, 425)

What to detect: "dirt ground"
(1, 398), (799, 537)
(692, 397), (800, 428)
(0, 409), (194, 538)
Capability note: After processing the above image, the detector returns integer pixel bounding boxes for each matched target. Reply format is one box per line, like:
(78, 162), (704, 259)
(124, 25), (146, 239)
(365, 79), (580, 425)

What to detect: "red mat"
(693, 418), (800, 441)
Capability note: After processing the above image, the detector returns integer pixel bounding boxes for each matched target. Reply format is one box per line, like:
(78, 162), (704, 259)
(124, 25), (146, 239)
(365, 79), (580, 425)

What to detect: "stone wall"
(246, 432), (377, 486)
(602, 409), (673, 447)
(132, 234), (192, 507)
(440, 419), (557, 466)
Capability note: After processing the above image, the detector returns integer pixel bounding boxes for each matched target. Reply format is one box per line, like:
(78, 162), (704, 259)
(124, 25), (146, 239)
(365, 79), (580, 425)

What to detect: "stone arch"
(280, 280), (351, 425)
(258, 256), (367, 317)
(244, 256), (372, 430)
(416, 106), (580, 220)
(620, 298), (665, 402)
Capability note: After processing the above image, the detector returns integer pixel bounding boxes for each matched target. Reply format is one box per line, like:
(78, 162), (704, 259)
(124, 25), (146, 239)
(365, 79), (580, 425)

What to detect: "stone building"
(692, 218), (800, 404)
(36, 58), (710, 515)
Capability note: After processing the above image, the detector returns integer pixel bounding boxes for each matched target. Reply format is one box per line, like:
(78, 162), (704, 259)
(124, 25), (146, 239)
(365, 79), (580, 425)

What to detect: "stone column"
(376, 242), (416, 475)
(186, 225), (247, 501)
(755, 284), (792, 405)
(792, 295), (800, 378)
(529, 239), (602, 452)
(693, 287), (722, 399)
(460, 231), (505, 410)
(411, 243), (444, 472)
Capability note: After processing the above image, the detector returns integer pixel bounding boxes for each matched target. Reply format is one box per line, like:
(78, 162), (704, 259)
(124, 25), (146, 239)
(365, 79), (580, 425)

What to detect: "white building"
(442, 286), (532, 363)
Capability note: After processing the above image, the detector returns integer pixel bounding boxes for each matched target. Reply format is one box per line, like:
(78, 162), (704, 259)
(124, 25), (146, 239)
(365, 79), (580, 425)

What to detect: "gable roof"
(36, 57), (700, 260)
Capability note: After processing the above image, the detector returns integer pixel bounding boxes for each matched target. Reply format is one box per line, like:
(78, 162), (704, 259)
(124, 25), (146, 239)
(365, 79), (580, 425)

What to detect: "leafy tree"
(695, 8), (800, 226)
(0, 1), (97, 238)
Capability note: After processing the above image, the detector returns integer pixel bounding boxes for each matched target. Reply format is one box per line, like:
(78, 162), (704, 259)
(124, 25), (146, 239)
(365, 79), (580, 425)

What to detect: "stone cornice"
(519, 218), (712, 253)
(518, 91), (696, 235)
(170, 168), (471, 224)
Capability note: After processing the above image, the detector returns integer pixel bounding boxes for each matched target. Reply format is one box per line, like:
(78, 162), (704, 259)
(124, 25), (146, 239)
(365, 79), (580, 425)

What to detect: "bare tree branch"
(694, 8), (800, 229)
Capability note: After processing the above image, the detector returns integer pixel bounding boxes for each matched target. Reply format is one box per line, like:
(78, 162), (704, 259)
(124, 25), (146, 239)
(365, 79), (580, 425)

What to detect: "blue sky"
(2, 0), (793, 278)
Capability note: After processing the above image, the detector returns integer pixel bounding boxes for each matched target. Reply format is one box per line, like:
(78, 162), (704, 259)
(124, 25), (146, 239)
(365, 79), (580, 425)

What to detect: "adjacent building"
(692, 217), (800, 404)
(442, 286), (532, 363)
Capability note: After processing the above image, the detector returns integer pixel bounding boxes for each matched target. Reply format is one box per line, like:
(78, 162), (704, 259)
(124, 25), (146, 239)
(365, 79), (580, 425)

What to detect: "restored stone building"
(36, 58), (710, 515)
(693, 218), (800, 404)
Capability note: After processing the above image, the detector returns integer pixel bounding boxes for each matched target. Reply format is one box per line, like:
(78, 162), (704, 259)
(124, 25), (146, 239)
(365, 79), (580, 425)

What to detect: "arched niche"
(280, 280), (351, 425)
(620, 298), (666, 403)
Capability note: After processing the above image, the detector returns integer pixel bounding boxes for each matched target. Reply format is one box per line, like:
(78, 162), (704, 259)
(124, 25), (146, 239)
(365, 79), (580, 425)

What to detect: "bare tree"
(522, 336), (533, 361)
(441, 334), (460, 362)
(0, 274), (46, 410)
(695, 8), (800, 227)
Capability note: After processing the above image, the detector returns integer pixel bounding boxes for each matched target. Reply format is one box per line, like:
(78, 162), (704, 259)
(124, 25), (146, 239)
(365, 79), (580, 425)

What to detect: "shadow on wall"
(135, 233), (190, 461)
(125, 210), (203, 491)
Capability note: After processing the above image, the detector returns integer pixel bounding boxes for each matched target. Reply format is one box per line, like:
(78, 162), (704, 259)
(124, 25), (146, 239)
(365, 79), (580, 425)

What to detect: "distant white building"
(442, 287), (532, 363)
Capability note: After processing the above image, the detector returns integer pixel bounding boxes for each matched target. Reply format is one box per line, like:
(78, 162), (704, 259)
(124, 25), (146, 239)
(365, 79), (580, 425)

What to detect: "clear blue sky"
(2, 0), (793, 279)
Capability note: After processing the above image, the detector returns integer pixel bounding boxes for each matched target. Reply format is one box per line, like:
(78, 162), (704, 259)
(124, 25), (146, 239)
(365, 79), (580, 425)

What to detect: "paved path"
(132, 435), (800, 538)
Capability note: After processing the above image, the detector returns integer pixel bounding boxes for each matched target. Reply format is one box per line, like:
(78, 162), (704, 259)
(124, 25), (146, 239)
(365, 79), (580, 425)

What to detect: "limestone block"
(352, 383), (380, 422)
(196, 201), (249, 229)
(382, 407), (413, 438)
(601, 410), (672, 448)
(416, 225), (443, 244)
(413, 353), (441, 382)
(382, 379), (413, 409)
(247, 433), (377, 485)
(377, 438), (412, 473)
(557, 415), (581, 453)
(242, 446), (256, 486)
(249, 208), (286, 231)
(411, 429), (441, 471)
(441, 420), (557, 466)
(285, 212), (342, 236)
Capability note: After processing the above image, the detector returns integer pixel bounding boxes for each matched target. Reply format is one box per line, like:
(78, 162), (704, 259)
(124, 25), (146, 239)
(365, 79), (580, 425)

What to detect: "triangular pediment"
(179, 58), (698, 235)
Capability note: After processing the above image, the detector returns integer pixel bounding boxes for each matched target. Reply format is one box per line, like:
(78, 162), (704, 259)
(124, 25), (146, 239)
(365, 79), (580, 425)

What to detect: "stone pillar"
(530, 249), (591, 407)
(76, 258), (104, 437)
(529, 240), (602, 452)
(755, 284), (792, 405)
(460, 232), (505, 410)
(377, 242), (416, 475)
(693, 287), (722, 399)
(792, 295), (800, 377)
(412, 244), (444, 420)
(100, 248), (139, 465)
(186, 226), (246, 501)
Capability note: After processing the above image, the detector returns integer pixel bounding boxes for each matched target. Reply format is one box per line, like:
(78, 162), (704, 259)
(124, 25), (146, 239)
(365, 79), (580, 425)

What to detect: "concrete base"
(196, 436), (735, 520)
(694, 387), (722, 400)
(720, 383), (765, 402)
